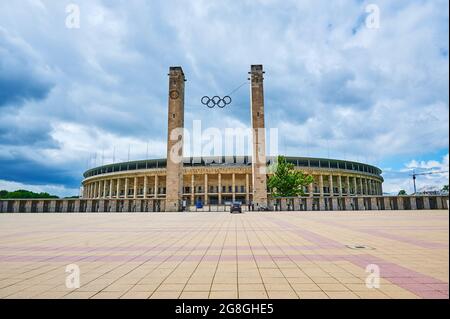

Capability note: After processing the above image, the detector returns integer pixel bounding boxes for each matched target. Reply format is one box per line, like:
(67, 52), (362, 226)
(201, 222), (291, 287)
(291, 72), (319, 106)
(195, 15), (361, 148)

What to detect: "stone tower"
(249, 65), (268, 207)
(165, 66), (185, 212)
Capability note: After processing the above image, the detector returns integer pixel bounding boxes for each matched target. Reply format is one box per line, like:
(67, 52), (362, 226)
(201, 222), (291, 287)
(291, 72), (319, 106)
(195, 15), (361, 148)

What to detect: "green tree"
(268, 155), (314, 197)
(398, 189), (407, 196)
(0, 189), (59, 199)
(442, 185), (449, 192)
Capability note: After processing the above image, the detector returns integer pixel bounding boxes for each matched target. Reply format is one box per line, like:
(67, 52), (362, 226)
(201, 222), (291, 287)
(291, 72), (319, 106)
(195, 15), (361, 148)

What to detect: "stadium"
(82, 155), (383, 211)
(81, 65), (383, 211)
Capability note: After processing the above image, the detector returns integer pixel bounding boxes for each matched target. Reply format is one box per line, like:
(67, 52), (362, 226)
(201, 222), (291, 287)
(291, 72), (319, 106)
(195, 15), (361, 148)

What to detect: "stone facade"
(81, 156), (386, 209)
(0, 195), (447, 213)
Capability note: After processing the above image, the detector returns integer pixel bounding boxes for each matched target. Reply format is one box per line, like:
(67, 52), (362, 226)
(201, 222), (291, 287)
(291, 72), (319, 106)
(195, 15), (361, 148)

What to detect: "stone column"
(116, 178), (121, 198)
(365, 179), (369, 196)
(98, 200), (105, 212)
(423, 196), (431, 209)
(74, 200), (80, 212)
(49, 200), (56, 213)
(143, 176), (148, 198)
(109, 180), (113, 199)
(190, 174), (195, 204)
(245, 173), (249, 204)
(398, 197), (405, 210)
(357, 198), (365, 211)
(345, 197), (352, 211)
(329, 175), (334, 196)
(308, 180), (313, 197)
(436, 197), (443, 209)
(359, 178), (363, 195)
(319, 197), (326, 211)
(103, 181), (107, 198)
(232, 173), (236, 202)
(410, 197), (417, 210)
(370, 197), (378, 210)
(124, 178), (129, 198)
(218, 173), (222, 204)
(133, 177), (137, 199)
(346, 176), (351, 196)
(338, 175), (343, 196)
(353, 177), (357, 196)
(319, 175), (324, 197)
(62, 200), (69, 213)
(250, 64), (268, 207)
(331, 198), (338, 211)
(165, 66), (185, 212)
(384, 197), (391, 210)
(37, 200), (44, 213)
(204, 174), (208, 205)
(306, 198), (313, 211)
(25, 200), (32, 213)
(154, 175), (159, 198)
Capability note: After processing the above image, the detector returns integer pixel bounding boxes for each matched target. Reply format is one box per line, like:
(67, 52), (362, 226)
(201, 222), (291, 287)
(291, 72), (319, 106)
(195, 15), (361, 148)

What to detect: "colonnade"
(82, 170), (383, 204)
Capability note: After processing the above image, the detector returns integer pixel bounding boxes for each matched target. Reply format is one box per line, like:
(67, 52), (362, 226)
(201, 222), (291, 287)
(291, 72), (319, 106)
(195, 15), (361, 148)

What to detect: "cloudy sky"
(0, 0), (448, 197)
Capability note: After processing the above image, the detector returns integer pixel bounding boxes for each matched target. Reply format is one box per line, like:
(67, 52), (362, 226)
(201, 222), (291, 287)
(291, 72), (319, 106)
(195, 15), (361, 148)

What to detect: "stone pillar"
(329, 175), (334, 196)
(62, 200), (69, 213)
(218, 173), (222, 204)
(306, 198), (313, 211)
(359, 178), (363, 195)
(49, 200), (56, 213)
(190, 174), (195, 204)
(74, 200), (80, 212)
(410, 197), (417, 210)
(398, 197), (405, 210)
(124, 178), (129, 199)
(319, 175), (324, 197)
(154, 175), (159, 198)
(331, 198), (338, 211)
(37, 200), (44, 213)
(133, 177), (137, 199)
(250, 64), (268, 207)
(25, 200), (32, 213)
(436, 197), (443, 209)
(204, 174), (208, 205)
(346, 176), (351, 196)
(308, 182), (313, 197)
(280, 198), (287, 211)
(338, 175), (343, 196)
(109, 180), (113, 199)
(143, 176), (148, 199)
(423, 196), (430, 210)
(165, 66), (185, 212)
(98, 200), (105, 212)
(384, 197), (391, 210)
(319, 197), (326, 211)
(345, 197), (352, 211)
(365, 179), (369, 196)
(116, 178), (120, 198)
(353, 177), (357, 196)
(245, 173), (249, 204)
(371, 197), (378, 210)
(232, 173), (236, 202)
(357, 198), (365, 211)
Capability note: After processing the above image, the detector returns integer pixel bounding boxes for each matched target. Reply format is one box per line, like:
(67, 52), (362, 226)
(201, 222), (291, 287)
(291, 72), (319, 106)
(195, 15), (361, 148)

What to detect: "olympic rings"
(201, 95), (232, 108)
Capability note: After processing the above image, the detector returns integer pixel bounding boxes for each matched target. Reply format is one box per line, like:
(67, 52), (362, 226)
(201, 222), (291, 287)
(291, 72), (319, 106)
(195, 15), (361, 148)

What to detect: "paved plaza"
(0, 211), (448, 299)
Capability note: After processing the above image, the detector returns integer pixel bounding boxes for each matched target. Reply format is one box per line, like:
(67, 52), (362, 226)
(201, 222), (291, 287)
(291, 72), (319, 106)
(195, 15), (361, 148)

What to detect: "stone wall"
(0, 195), (447, 213)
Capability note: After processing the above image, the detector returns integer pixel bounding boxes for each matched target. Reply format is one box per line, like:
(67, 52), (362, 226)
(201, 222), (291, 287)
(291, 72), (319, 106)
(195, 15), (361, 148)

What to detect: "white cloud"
(0, 0), (448, 191)
(383, 153), (449, 194)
